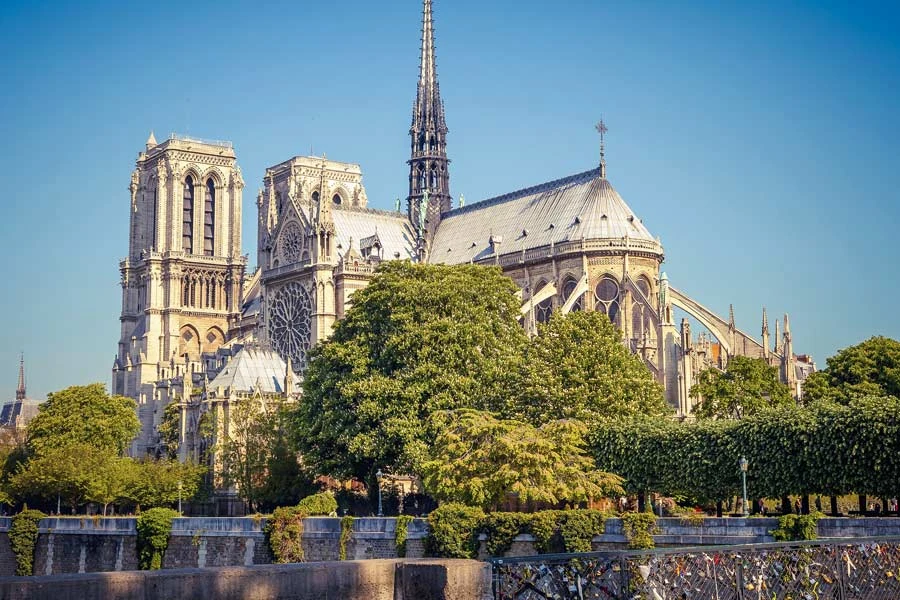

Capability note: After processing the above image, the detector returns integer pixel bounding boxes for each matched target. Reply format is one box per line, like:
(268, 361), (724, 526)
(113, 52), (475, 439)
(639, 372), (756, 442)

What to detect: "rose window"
(268, 282), (313, 370)
(280, 222), (304, 263)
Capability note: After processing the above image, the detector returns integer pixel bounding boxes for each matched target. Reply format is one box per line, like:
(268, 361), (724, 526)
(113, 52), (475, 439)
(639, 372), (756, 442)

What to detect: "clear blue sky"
(2, 0), (898, 399)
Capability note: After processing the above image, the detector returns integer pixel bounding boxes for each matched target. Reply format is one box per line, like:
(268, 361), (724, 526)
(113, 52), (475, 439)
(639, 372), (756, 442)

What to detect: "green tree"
(690, 356), (793, 419)
(421, 409), (622, 510)
(27, 383), (140, 456)
(219, 396), (293, 512)
(512, 311), (669, 424)
(294, 262), (528, 482)
(803, 336), (900, 404)
(9, 443), (97, 512)
(156, 402), (181, 460)
(84, 454), (136, 516)
(126, 459), (204, 510)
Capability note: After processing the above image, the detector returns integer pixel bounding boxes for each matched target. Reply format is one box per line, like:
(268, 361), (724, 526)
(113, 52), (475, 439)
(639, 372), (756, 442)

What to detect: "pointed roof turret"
(16, 354), (25, 401)
(762, 307), (769, 335)
(728, 304), (736, 330)
(146, 131), (157, 150)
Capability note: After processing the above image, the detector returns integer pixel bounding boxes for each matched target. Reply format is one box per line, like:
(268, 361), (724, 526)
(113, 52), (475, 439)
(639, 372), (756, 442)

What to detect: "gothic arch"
(178, 324), (201, 359)
(332, 185), (351, 206)
(202, 326), (225, 354)
(200, 167), (225, 187)
(182, 167), (202, 185)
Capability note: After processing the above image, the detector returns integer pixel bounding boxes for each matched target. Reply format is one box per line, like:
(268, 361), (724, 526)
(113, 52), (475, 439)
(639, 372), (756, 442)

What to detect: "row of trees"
(1, 384), (203, 514)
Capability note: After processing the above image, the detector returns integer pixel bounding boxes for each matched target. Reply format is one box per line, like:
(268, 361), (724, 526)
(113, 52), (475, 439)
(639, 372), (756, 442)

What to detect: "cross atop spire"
(595, 119), (608, 178)
(16, 353), (25, 401)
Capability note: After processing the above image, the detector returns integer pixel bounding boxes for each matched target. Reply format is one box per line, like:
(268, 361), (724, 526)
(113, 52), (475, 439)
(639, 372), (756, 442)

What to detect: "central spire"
(408, 0), (451, 249)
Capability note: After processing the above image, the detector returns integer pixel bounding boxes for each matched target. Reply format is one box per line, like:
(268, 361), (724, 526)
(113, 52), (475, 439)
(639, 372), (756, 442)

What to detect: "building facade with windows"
(115, 0), (811, 458)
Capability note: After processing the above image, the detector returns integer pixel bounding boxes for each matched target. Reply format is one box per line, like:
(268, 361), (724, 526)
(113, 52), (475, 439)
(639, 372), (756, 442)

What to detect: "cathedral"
(113, 0), (813, 460)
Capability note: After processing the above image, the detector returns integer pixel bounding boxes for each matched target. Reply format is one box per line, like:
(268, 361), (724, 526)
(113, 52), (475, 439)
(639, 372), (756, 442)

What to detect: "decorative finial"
(395, 197), (401, 212)
(459, 194), (465, 208)
(595, 118), (608, 178)
(728, 304), (735, 329)
(762, 306), (769, 334)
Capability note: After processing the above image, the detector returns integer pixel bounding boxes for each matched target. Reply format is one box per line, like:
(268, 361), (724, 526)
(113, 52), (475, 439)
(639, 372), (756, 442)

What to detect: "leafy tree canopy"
(294, 262), (528, 481)
(511, 311), (669, 424)
(803, 336), (900, 404)
(690, 356), (793, 419)
(27, 383), (140, 456)
(421, 409), (623, 511)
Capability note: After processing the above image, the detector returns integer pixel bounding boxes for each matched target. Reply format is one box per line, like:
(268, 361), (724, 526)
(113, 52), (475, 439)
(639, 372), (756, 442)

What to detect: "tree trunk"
(716, 501), (723, 518)
(103, 503), (108, 517)
(801, 495), (810, 515)
(859, 494), (867, 515)
(781, 496), (791, 515)
(637, 492), (646, 513)
(830, 496), (839, 516)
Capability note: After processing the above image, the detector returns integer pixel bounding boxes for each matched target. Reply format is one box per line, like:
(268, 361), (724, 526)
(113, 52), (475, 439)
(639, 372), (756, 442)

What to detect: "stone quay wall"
(0, 559), (493, 600)
(0, 516), (898, 576)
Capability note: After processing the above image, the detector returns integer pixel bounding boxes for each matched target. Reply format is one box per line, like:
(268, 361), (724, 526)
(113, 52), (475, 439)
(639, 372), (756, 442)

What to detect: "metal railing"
(489, 537), (900, 599)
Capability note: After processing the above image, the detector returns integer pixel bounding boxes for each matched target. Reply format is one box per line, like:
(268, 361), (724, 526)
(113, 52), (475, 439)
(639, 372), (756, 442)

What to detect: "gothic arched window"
(182, 176), (194, 254)
(594, 275), (620, 326)
(204, 179), (215, 256)
(311, 191), (319, 204)
(637, 275), (652, 299)
(536, 298), (553, 324)
(562, 276), (583, 312)
(332, 194), (342, 205)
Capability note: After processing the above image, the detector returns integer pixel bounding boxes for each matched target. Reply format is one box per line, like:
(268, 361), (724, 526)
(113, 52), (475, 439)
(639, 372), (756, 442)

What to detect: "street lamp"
(177, 480), (183, 515)
(739, 457), (749, 517)
(376, 469), (384, 517)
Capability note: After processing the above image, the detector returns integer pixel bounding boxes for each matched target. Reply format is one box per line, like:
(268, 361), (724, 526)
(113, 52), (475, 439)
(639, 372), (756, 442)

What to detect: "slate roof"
(332, 207), (417, 261)
(430, 168), (659, 264)
(208, 345), (300, 394)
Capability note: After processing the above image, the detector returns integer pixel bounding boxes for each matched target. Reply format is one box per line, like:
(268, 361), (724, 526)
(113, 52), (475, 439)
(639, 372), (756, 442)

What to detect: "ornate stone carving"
(268, 281), (313, 371)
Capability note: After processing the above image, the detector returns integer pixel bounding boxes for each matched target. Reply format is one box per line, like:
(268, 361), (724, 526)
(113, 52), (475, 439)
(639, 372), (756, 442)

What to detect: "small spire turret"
(595, 119), (608, 178)
(16, 354), (25, 401)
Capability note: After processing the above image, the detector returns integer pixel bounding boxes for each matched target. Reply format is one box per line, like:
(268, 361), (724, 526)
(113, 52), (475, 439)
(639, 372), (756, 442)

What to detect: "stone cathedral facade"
(115, 0), (813, 458)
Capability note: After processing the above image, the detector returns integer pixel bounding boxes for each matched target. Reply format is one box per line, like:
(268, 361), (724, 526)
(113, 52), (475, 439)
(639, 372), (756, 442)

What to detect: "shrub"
(10, 507), (46, 576)
(136, 508), (178, 570)
(395, 514), (415, 557)
(771, 512), (821, 541)
(559, 509), (608, 553)
(621, 512), (657, 549)
(426, 503), (484, 558)
(480, 512), (529, 557)
(297, 491), (338, 516)
(339, 516), (354, 560)
(527, 511), (564, 554)
(265, 506), (308, 563)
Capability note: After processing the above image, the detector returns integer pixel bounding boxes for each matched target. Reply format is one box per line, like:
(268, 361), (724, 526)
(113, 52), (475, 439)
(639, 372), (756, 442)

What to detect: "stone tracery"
(268, 281), (313, 371)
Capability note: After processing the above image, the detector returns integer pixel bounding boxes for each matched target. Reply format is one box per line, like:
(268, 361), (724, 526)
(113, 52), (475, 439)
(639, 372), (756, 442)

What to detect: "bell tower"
(113, 133), (246, 454)
(407, 0), (451, 242)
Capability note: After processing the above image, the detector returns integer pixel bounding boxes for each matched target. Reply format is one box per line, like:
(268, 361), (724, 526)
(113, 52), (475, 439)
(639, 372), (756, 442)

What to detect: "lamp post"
(376, 469), (384, 517)
(177, 480), (183, 515)
(739, 457), (749, 517)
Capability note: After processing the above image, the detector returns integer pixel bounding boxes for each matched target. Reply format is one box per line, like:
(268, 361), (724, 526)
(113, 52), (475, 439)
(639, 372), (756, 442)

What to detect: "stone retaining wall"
(1, 515), (898, 576)
(0, 559), (493, 600)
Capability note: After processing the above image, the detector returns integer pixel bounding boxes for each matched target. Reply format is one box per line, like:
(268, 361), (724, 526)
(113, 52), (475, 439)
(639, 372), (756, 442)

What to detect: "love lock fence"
(489, 537), (900, 600)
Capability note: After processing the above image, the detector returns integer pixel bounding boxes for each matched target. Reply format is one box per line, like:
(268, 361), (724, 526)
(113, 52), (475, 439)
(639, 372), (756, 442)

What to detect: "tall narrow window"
(183, 176), (194, 254)
(204, 179), (215, 256)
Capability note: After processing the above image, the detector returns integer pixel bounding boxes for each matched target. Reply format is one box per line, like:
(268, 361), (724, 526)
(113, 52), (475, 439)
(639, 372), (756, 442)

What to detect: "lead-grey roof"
(332, 207), (417, 261)
(208, 345), (300, 394)
(430, 168), (659, 264)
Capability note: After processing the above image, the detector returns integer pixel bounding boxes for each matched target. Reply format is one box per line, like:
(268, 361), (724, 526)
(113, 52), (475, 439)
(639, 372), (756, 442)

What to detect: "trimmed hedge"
(297, 491), (338, 516)
(426, 503), (485, 558)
